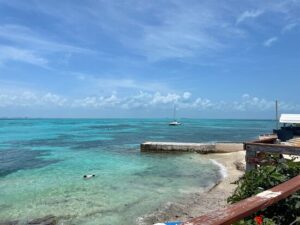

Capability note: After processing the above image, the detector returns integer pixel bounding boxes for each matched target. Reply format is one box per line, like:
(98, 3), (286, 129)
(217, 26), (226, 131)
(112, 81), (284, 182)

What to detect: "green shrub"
(228, 156), (300, 225)
(234, 216), (277, 225)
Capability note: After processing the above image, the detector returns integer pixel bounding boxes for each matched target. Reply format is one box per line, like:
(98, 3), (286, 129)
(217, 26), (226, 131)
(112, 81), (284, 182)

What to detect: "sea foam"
(210, 159), (228, 179)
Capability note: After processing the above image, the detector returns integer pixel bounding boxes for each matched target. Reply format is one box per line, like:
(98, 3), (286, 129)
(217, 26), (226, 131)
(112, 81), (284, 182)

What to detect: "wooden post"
(245, 144), (256, 171)
(275, 100), (279, 130)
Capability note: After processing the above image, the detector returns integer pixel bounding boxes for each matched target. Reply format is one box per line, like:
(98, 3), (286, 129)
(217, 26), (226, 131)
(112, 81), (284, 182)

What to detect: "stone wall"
(140, 142), (243, 154)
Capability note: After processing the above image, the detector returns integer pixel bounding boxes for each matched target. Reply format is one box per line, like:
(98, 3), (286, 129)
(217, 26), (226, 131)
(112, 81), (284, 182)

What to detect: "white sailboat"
(169, 105), (181, 126)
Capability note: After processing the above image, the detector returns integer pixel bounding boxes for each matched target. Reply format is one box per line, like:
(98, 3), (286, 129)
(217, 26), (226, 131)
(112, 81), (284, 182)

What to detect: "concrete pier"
(140, 142), (243, 153)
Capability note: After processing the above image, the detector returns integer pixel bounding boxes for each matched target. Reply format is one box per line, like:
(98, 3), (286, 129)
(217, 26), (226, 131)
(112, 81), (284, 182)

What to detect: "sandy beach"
(138, 150), (246, 225)
(179, 151), (246, 221)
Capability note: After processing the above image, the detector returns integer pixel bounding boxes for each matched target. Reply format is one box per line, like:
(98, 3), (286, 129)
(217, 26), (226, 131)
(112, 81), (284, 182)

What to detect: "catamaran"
(169, 105), (181, 126)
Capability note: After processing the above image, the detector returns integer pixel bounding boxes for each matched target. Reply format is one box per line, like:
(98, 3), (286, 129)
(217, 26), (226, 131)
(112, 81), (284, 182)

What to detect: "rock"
(27, 215), (57, 225)
(0, 221), (18, 225)
(234, 161), (246, 171)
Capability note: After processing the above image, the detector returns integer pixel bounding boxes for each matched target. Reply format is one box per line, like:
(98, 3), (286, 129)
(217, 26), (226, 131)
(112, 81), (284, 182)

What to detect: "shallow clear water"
(0, 119), (275, 224)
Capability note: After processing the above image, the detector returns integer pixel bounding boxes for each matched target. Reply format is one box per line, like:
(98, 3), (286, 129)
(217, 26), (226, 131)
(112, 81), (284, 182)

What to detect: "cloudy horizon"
(0, 0), (299, 118)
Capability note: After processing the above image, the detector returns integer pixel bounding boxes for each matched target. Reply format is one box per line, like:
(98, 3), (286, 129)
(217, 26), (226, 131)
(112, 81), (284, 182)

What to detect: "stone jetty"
(140, 142), (243, 153)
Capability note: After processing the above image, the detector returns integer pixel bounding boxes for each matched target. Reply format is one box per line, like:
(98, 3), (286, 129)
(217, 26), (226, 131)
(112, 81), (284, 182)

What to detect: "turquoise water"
(0, 119), (275, 224)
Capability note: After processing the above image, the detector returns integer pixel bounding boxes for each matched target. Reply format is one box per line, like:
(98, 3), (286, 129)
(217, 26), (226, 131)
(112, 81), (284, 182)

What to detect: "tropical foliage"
(228, 156), (300, 225)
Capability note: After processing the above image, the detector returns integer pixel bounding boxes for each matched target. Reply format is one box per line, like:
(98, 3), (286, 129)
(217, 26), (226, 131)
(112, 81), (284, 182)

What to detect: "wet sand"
(137, 151), (246, 225)
(178, 151), (246, 222)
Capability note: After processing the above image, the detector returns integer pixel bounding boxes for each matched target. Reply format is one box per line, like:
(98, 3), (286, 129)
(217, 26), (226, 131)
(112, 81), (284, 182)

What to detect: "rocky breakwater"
(0, 215), (58, 225)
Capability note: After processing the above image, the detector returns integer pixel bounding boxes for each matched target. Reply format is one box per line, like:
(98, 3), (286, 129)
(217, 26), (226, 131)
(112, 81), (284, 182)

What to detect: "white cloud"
(236, 9), (264, 24)
(231, 94), (299, 112)
(1, 1), (299, 64)
(72, 94), (121, 108)
(190, 98), (214, 110)
(0, 24), (94, 67)
(42, 93), (67, 106)
(183, 92), (191, 100)
(120, 91), (152, 109)
(242, 93), (250, 99)
(0, 45), (48, 67)
(282, 22), (298, 33)
(0, 24), (93, 54)
(71, 1), (244, 61)
(0, 90), (67, 107)
(0, 89), (299, 114)
(72, 73), (173, 93)
(233, 94), (274, 111)
(150, 92), (180, 105)
(263, 37), (278, 47)
(129, 2), (243, 61)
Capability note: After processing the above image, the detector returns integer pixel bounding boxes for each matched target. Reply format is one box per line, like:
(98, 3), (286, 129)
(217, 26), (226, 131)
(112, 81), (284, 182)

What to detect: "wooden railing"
(244, 138), (300, 171)
(182, 175), (300, 225)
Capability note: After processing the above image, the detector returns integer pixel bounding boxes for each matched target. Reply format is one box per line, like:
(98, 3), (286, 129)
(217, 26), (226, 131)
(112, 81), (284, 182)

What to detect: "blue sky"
(0, 0), (299, 118)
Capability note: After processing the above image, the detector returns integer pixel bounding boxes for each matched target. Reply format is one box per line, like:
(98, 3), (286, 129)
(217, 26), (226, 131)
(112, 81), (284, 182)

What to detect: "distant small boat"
(169, 105), (181, 126)
(169, 121), (181, 126)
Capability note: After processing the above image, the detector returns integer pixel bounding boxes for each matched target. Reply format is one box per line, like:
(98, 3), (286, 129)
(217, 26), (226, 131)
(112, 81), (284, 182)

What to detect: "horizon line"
(0, 117), (277, 120)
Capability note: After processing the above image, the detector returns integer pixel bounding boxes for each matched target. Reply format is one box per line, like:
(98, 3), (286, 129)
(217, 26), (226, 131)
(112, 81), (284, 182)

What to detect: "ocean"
(0, 119), (275, 225)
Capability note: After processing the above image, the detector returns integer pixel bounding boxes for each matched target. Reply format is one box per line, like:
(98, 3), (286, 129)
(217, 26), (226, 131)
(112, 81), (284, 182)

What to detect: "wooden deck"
(244, 138), (300, 171)
(182, 175), (300, 225)
(287, 136), (300, 146)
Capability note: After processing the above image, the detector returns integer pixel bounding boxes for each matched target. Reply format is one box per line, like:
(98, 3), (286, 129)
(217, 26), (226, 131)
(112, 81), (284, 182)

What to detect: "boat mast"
(275, 100), (279, 129)
(173, 104), (176, 121)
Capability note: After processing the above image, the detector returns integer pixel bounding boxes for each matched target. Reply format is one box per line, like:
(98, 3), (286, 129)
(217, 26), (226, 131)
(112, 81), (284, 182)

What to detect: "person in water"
(83, 174), (95, 179)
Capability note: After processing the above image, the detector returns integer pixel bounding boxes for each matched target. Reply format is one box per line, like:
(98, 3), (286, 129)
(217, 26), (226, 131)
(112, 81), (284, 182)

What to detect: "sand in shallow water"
(138, 151), (246, 225)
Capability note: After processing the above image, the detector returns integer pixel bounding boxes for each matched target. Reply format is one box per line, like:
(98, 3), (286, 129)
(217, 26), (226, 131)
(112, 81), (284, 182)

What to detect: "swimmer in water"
(83, 174), (95, 179)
